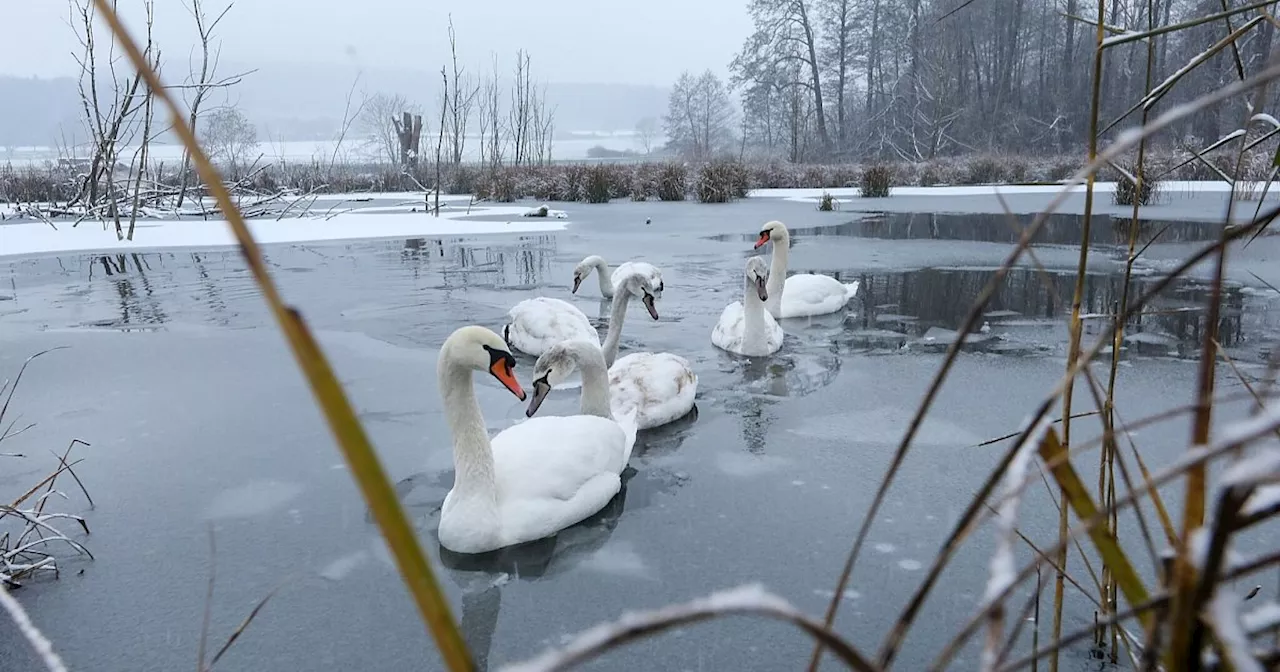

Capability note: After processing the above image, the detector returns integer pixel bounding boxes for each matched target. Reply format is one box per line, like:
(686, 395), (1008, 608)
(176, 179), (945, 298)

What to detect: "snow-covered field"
(0, 204), (567, 259)
(1, 181), (1269, 260)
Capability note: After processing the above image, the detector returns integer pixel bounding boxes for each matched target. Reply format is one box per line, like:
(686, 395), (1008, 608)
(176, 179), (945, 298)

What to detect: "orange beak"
(754, 232), (770, 249)
(489, 360), (526, 400)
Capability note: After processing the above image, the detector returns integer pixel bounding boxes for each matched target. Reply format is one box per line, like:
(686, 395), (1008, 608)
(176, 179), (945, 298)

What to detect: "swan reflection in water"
(381, 442), (691, 669)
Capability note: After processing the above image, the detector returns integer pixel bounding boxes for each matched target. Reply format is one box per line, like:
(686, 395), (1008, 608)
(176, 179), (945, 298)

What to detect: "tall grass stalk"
(85, 3), (475, 670)
(1053, 1), (1107, 668)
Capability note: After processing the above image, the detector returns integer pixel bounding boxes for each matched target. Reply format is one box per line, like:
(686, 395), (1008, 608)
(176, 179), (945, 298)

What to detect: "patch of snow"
(874, 543), (897, 554)
(0, 206), (567, 259)
(812, 588), (861, 601)
(1242, 601), (1280, 633)
(897, 559), (923, 571)
(1242, 484), (1280, 517)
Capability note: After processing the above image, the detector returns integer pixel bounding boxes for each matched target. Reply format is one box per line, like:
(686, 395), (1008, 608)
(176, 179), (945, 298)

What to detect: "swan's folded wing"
(509, 298), (598, 346)
(609, 353), (697, 420)
(489, 415), (629, 502)
(711, 302), (746, 351)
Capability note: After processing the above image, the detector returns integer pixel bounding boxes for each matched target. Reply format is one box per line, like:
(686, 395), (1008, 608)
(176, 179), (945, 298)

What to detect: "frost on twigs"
(0, 351), (94, 588)
(499, 583), (874, 672)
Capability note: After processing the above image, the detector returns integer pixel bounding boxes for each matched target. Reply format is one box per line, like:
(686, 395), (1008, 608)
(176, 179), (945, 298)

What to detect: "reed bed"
(5, 1), (1280, 671)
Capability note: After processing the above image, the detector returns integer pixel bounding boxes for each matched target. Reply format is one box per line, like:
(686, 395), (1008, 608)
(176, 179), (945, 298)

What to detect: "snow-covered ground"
(0, 204), (568, 259)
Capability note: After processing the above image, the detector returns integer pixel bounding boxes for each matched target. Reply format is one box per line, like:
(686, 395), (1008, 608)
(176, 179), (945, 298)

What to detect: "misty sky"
(2, 0), (750, 86)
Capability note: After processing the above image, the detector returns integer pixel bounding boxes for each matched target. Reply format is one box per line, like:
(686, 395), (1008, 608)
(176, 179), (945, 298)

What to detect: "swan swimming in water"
(435, 325), (638, 555)
(753, 220), (860, 319)
(711, 256), (784, 357)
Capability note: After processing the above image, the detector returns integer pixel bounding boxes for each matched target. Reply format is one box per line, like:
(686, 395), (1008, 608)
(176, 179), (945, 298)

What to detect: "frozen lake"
(2, 195), (1278, 670)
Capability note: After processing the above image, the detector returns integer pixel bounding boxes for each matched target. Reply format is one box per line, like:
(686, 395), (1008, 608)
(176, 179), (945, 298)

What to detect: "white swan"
(436, 325), (638, 555)
(753, 220), (860, 319)
(502, 297), (598, 357)
(712, 256), (784, 357)
(561, 269), (695, 430)
(572, 255), (665, 299)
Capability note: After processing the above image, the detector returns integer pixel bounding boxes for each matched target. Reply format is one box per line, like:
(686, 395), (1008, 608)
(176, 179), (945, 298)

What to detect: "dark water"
(1, 200), (1278, 671)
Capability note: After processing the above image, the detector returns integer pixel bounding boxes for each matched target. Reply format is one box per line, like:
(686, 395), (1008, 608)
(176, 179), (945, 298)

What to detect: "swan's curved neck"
(590, 258), (614, 298)
(439, 359), (498, 506)
(743, 273), (768, 347)
(560, 341), (613, 418)
(766, 237), (788, 314)
(600, 288), (632, 368)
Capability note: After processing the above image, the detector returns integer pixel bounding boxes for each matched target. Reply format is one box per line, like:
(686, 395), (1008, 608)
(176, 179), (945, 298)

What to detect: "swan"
(435, 325), (638, 555)
(501, 297), (599, 357)
(554, 271), (695, 430)
(572, 255), (665, 299)
(712, 256), (784, 357)
(753, 220), (860, 319)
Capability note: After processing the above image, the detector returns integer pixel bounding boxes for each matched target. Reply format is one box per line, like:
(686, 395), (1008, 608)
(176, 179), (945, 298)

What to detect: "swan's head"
(754, 220), (789, 249)
(440, 325), (526, 401)
(570, 255), (607, 294)
(617, 271), (660, 320)
(525, 341), (586, 417)
(746, 256), (769, 302)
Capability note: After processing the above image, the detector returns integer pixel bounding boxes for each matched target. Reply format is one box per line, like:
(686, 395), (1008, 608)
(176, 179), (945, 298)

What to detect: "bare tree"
(445, 16), (481, 165)
(175, 0), (250, 208)
(635, 116), (659, 154)
(508, 50), (533, 166)
(733, 0), (830, 154)
(434, 68), (448, 214)
(664, 70), (736, 160)
(201, 106), (257, 178)
(480, 55), (505, 171)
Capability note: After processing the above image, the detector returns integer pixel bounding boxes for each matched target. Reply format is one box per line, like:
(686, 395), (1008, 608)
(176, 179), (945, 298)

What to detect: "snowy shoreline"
(0, 205), (567, 259)
(1, 181), (1268, 259)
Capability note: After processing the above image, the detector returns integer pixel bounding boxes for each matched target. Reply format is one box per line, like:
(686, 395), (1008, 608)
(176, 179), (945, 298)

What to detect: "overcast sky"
(2, 0), (750, 86)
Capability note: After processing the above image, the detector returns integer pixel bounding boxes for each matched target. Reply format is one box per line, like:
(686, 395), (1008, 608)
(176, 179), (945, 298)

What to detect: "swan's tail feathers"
(844, 281), (861, 299)
(614, 405), (641, 466)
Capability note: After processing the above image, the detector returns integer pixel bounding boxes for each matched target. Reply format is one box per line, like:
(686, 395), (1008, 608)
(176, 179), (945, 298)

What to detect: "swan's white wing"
(612, 261), (664, 294)
(778, 274), (857, 318)
(504, 297), (598, 355)
(488, 414), (634, 544)
(711, 301), (746, 353)
(762, 310), (786, 352)
(609, 352), (698, 430)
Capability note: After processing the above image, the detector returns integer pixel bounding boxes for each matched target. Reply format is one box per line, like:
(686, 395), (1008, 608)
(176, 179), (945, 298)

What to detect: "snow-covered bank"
(0, 206), (567, 259)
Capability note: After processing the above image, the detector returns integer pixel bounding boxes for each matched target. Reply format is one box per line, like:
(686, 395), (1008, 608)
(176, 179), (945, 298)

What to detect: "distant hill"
(0, 62), (669, 148)
(0, 76), (82, 148)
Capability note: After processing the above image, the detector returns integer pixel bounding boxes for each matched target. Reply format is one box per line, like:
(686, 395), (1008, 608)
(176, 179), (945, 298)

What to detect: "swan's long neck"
(600, 288), (632, 368)
(766, 237), (788, 316)
(438, 359), (498, 507)
(592, 258), (614, 298)
(743, 274), (768, 349)
(562, 341), (613, 418)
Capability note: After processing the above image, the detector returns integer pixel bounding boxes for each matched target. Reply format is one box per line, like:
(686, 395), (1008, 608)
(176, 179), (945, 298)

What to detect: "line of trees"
(662, 0), (1280, 165)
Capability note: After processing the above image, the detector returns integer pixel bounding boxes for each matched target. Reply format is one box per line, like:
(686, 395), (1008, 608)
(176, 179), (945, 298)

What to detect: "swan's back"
(610, 352), (697, 429)
(505, 297), (598, 355)
(612, 261), (664, 294)
(778, 274), (859, 318)
(486, 412), (636, 545)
